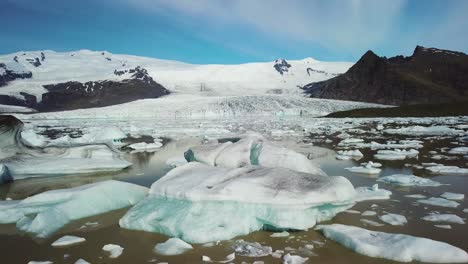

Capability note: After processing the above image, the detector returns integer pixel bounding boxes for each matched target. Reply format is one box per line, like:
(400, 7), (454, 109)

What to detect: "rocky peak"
(274, 59), (291, 75)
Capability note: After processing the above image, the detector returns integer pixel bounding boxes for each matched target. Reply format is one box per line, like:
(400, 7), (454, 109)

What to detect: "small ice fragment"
(360, 219), (384, 227)
(154, 238), (193, 256)
(361, 211), (377, 216)
(51, 235), (86, 247)
(440, 192), (464, 201)
(417, 197), (460, 208)
(74, 259), (90, 264)
(102, 244), (124, 258)
(379, 213), (407, 226)
(270, 231), (290, 237)
(434, 225), (452, 229)
(421, 214), (465, 224)
(282, 253), (309, 264)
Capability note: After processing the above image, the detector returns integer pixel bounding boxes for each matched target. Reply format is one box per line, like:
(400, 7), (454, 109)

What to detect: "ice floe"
(270, 231), (290, 237)
(336, 149), (363, 160)
(282, 253), (309, 264)
(405, 194), (427, 199)
(361, 210), (377, 216)
(384, 126), (465, 136)
(360, 219), (384, 227)
(51, 235), (86, 247)
(128, 142), (163, 152)
(379, 213), (408, 226)
(377, 174), (442, 187)
(103, 244), (124, 258)
(417, 197), (460, 208)
(0, 180), (148, 237)
(426, 165), (468, 174)
(354, 185), (392, 202)
(153, 238), (193, 256)
(345, 164), (381, 174)
(74, 259), (90, 264)
(448, 147), (468, 155)
(374, 149), (418, 160)
(421, 213), (465, 224)
(232, 240), (272, 257)
(319, 224), (468, 263)
(120, 162), (356, 243)
(440, 192), (464, 200)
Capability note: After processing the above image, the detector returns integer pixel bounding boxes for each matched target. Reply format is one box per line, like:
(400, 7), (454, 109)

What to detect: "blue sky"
(1, 0), (467, 64)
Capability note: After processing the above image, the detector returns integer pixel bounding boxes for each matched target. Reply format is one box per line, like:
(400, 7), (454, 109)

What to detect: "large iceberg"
(184, 135), (325, 175)
(0, 180), (148, 238)
(120, 162), (356, 243)
(319, 224), (468, 263)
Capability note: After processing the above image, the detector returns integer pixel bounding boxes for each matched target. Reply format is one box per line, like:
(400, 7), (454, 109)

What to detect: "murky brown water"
(1, 137), (467, 264)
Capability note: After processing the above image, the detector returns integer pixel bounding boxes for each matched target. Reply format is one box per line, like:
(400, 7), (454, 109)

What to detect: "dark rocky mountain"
(303, 46), (468, 105)
(0, 66), (170, 112)
(274, 59), (291, 75)
(0, 63), (33, 87)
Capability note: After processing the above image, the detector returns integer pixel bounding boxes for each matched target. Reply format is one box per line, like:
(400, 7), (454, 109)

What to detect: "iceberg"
(319, 224), (468, 263)
(185, 135), (325, 175)
(51, 235), (86, 247)
(345, 164), (381, 174)
(417, 197), (460, 208)
(354, 185), (392, 202)
(374, 149), (419, 161)
(0, 180), (148, 238)
(440, 192), (464, 200)
(421, 213), (465, 224)
(377, 174), (442, 187)
(154, 238), (193, 256)
(379, 213), (408, 226)
(336, 149), (363, 160)
(426, 165), (468, 175)
(103, 244), (124, 258)
(232, 240), (272, 257)
(282, 253), (309, 264)
(120, 162), (356, 243)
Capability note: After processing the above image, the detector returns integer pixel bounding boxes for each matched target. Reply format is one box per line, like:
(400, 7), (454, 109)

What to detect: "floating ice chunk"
(5, 145), (132, 177)
(270, 231), (290, 237)
(128, 142), (163, 151)
(464, 209), (468, 213)
(232, 240), (272, 257)
(154, 238), (193, 256)
(28, 261), (53, 264)
(51, 235), (86, 247)
(74, 259), (90, 264)
(103, 244), (124, 258)
(336, 149), (363, 160)
(120, 163), (355, 243)
(346, 163), (381, 174)
(377, 174), (442, 187)
(344, 210), (360, 214)
(338, 138), (364, 146)
(282, 253), (309, 264)
(360, 219), (384, 227)
(405, 194), (427, 199)
(319, 224), (468, 263)
(426, 165), (468, 174)
(202, 253), (235, 263)
(379, 213), (408, 226)
(374, 149), (418, 160)
(448, 147), (468, 155)
(202, 256), (211, 262)
(0, 180), (148, 238)
(362, 210), (377, 216)
(354, 185), (392, 202)
(384, 126), (464, 136)
(417, 197), (460, 208)
(360, 161), (381, 167)
(421, 214), (465, 224)
(434, 225), (452, 229)
(440, 192), (464, 200)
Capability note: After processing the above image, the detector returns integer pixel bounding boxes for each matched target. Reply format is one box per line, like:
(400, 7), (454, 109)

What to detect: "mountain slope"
(302, 46), (468, 105)
(0, 50), (352, 111)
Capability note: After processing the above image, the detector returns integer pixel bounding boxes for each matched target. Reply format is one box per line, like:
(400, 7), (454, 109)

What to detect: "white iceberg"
(128, 142), (163, 151)
(377, 174), (442, 187)
(74, 259), (90, 264)
(360, 219), (384, 227)
(270, 231), (290, 237)
(354, 185), (392, 202)
(120, 162), (355, 243)
(336, 149), (363, 160)
(0, 180), (148, 238)
(154, 238), (193, 256)
(374, 149), (418, 160)
(361, 210), (377, 216)
(51, 235), (86, 247)
(426, 165), (468, 175)
(379, 213), (408, 226)
(421, 214), (465, 224)
(345, 164), (381, 175)
(185, 135), (325, 175)
(440, 192), (464, 200)
(448, 147), (468, 155)
(417, 197), (460, 208)
(102, 244), (124, 258)
(232, 240), (272, 257)
(384, 126), (464, 136)
(319, 224), (468, 263)
(282, 253), (309, 264)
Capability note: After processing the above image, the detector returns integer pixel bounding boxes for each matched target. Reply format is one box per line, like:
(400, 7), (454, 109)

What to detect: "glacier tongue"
(0, 180), (148, 238)
(120, 162), (356, 243)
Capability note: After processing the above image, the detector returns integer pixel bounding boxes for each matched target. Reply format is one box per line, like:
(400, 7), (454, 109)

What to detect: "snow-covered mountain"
(0, 49), (386, 117)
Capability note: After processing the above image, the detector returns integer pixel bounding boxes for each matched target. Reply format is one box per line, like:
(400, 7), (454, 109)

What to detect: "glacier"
(120, 162), (356, 243)
(0, 180), (148, 238)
